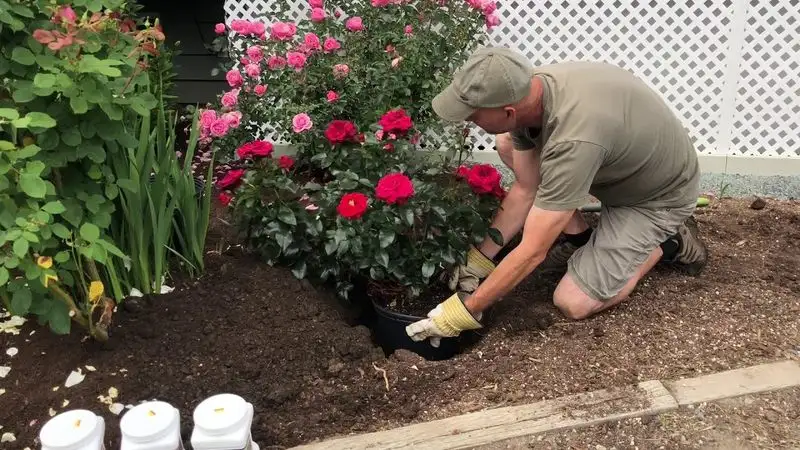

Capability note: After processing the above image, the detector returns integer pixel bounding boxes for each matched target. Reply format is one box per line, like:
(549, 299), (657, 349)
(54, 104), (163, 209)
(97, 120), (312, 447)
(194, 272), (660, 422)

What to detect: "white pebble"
(6, 348), (18, 357)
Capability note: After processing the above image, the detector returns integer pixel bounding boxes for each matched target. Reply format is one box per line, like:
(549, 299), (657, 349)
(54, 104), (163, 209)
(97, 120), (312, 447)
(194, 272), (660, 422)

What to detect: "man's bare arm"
(477, 148), (541, 259)
(464, 205), (575, 315)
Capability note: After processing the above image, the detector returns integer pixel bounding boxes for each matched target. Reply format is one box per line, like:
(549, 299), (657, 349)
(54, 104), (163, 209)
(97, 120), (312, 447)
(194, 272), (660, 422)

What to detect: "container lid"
(40, 410), (100, 449)
(192, 394), (248, 436)
(120, 401), (178, 443)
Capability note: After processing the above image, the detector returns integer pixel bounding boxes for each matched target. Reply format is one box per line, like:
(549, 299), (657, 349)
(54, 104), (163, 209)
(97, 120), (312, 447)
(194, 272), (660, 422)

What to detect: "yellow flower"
(37, 256), (53, 269)
(88, 281), (104, 302)
(44, 273), (59, 287)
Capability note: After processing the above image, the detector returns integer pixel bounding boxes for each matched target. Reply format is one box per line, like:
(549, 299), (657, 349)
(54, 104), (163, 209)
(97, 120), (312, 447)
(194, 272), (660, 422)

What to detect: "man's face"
(468, 106), (517, 135)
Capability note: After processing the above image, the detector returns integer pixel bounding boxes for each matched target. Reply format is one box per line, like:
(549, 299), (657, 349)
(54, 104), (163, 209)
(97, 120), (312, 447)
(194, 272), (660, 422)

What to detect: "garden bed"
(1, 198), (798, 449)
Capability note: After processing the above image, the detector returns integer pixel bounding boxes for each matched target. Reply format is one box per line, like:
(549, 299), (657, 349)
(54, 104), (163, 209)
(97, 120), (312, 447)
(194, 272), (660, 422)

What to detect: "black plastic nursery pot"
(369, 298), (481, 361)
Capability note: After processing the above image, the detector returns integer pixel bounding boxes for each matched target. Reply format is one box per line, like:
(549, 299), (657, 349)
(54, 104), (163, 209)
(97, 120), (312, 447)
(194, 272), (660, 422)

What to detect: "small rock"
(750, 197), (767, 210)
(327, 359), (346, 375)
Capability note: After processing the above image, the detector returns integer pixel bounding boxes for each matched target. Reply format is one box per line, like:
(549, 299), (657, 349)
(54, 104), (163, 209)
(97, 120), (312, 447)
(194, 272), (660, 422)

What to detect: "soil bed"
(1, 198), (799, 449)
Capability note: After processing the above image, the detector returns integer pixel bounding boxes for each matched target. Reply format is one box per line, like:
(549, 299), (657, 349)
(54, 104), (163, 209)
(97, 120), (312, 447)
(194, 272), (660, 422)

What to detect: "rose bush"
(205, 0), (505, 307)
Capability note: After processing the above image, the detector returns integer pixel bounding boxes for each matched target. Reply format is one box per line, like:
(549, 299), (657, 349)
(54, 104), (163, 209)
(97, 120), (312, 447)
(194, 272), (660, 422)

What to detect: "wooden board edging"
(291, 380), (678, 450)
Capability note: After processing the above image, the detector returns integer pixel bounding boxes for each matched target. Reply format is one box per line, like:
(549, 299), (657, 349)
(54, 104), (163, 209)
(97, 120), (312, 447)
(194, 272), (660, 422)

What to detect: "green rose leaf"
(0, 140), (15, 151)
(19, 173), (47, 198)
(51, 223), (71, 239)
(422, 261), (436, 279)
(33, 73), (56, 89)
(0, 108), (19, 120)
(379, 229), (395, 248)
(79, 223), (100, 242)
(13, 236), (29, 257)
(70, 96), (89, 114)
(0, 267), (8, 285)
(54, 251), (70, 263)
(47, 301), (72, 335)
(11, 47), (35, 65)
(16, 144), (40, 159)
(488, 227), (504, 246)
(42, 201), (66, 214)
(25, 112), (57, 129)
(278, 206), (297, 225)
(378, 250), (390, 268)
(11, 289), (32, 315)
(291, 260), (307, 279)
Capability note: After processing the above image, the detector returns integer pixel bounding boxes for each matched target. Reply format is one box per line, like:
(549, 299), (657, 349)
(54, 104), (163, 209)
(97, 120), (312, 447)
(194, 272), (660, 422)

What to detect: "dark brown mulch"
(1, 198), (799, 449)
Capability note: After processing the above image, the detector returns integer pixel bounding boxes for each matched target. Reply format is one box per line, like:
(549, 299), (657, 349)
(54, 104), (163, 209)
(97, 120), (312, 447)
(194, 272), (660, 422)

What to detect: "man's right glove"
(446, 245), (495, 292)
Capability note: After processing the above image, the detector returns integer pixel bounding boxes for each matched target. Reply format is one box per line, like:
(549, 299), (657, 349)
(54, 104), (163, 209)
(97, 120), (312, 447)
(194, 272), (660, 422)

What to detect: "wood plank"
(664, 360), (800, 406)
(291, 381), (678, 450)
(174, 55), (225, 81)
(172, 80), (226, 105)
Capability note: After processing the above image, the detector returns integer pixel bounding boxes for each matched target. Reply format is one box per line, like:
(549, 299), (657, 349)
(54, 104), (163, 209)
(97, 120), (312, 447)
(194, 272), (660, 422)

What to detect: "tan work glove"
(405, 293), (483, 348)
(446, 245), (495, 292)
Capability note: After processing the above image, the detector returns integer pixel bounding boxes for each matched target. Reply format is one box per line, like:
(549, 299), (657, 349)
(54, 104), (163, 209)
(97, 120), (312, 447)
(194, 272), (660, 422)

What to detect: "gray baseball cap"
(432, 46), (533, 122)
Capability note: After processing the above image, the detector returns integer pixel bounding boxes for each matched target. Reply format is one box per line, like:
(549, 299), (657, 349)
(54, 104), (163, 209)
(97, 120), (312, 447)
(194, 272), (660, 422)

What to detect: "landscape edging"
(290, 359), (800, 450)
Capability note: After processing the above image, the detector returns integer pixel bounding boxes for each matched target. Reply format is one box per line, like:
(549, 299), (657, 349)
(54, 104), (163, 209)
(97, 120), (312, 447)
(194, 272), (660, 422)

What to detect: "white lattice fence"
(224, 0), (800, 158)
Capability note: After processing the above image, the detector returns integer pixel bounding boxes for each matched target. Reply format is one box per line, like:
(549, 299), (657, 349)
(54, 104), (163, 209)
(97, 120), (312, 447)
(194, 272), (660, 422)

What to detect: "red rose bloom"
(324, 120), (358, 144)
(218, 191), (234, 206)
(455, 165), (471, 179)
(378, 108), (414, 135)
(375, 172), (415, 205)
(337, 192), (369, 219)
(278, 155), (295, 170)
(236, 140), (274, 159)
(216, 169), (246, 190)
(466, 164), (502, 194)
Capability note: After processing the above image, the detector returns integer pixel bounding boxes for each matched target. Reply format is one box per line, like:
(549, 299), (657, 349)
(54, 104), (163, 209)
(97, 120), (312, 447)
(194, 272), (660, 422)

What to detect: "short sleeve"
(509, 127), (537, 151)
(534, 141), (605, 211)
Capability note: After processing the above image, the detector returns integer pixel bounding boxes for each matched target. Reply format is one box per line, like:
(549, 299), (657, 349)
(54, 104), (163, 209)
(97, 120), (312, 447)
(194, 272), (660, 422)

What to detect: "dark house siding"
(138, 0), (228, 105)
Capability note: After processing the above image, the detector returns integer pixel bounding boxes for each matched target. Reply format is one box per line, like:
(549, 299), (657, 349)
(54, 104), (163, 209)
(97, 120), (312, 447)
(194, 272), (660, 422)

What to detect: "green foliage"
(205, 0), (504, 306)
(0, 0), (190, 340)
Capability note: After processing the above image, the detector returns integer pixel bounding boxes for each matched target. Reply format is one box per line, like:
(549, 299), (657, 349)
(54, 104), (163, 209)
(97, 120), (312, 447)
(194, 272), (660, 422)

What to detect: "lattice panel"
(223, 0), (799, 158)
(729, 0), (800, 157)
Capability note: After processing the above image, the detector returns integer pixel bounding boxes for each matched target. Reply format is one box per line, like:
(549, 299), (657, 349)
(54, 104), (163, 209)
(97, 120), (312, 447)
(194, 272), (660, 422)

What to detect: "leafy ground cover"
(0, 197), (797, 449)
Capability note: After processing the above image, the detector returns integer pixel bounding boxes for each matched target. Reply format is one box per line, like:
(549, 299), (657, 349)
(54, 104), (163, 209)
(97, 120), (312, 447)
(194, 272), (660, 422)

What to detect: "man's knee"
(552, 275), (602, 320)
(495, 133), (514, 169)
(552, 293), (596, 320)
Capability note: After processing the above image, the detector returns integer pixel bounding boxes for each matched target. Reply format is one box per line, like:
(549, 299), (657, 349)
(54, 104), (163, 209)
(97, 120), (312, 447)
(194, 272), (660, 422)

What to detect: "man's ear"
(503, 106), (517, 119)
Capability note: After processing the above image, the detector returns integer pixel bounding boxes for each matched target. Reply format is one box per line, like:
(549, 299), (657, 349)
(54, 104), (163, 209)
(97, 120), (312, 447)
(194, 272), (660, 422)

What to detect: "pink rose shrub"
(205, 0), (504, 303)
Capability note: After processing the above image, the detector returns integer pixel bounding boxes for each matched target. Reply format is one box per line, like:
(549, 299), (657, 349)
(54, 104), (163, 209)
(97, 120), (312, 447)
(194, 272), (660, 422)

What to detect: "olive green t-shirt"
(511, 61), (700, 211)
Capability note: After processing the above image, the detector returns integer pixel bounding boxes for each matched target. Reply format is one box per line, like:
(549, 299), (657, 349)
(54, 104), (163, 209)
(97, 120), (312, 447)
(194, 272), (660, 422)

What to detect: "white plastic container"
(39, 409), (106, 450)
(190, 394), (260, 450)
(120, 401), (184, 450)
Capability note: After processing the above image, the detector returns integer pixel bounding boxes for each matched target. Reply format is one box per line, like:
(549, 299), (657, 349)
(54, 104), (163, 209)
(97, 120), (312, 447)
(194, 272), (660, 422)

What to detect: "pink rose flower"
(200, 109), (217, 129)
(246, 45), (264, 62)
(481, 0), (497, 15)
(286, 51), (307, 71)
(57, 6), (77, 23)
(375, 129), (384, 140)
(222, 111), (242, 128)
(485, 13), (500, 29)
(391, 56), (403, 68)
(221, 90), (238, 108)
(267, 55), (287, 70)
(326, 90), (339, 102)
(323, 36), (341, 53)
(310, 8), (326, 22)
(250, 21), (266, 37)
(226, 69), (243, 88)
(372, 0), (390, 6)
(333, 63), (349, 79)
(292, 113), (313, 133)
(245, 63), (261, 78)
(240, 57), (251, 65)
(465, 0), (481, 8)
(270, 21), (297, 40)
(345, 16), (364, 32)
(404, 25), (413, 35)
(304, 33), (321, 52)
(254, 84), (267, 96)
(210, 118), (230, 137)
(215, 23), (226, 34)
(309, 0), (323, 7)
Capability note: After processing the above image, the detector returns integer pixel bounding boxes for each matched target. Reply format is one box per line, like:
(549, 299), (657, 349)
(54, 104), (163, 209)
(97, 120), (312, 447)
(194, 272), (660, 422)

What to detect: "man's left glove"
(445, 245), (496, 293)
(405, 293), (482, 347)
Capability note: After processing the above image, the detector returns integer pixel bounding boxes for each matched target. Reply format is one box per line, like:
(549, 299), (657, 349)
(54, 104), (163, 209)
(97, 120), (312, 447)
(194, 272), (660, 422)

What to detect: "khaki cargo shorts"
(567, 201), (697, 301)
